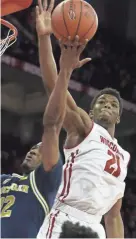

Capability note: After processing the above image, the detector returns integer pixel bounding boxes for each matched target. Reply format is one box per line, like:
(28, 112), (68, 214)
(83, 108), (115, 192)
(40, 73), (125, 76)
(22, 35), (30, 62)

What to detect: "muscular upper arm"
(41, 125), (60, 171)
(63, 91), (92, 134)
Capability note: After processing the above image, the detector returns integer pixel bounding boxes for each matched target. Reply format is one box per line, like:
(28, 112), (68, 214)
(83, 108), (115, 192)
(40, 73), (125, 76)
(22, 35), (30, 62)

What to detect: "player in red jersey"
(36, 0), (130, 238)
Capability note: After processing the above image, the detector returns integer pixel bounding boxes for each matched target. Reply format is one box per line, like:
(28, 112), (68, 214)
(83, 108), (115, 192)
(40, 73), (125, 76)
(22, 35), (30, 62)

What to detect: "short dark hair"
(59, 221), (99, 238)
(90, 88), (123, 116)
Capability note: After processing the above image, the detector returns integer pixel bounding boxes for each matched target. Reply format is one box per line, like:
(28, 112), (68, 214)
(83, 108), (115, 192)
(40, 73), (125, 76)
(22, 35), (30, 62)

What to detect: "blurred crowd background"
(1, 0), (136, 237)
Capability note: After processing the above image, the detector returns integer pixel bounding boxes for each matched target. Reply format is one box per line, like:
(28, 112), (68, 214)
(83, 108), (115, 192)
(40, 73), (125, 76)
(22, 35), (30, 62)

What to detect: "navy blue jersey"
(1, 159), (62, 238)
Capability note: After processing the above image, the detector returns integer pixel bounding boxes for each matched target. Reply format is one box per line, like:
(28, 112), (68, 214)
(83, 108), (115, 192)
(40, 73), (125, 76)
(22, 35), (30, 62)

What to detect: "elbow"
(43, 116), (63, 133)
(43, 112), (65, 129)
(43, 121), (56, 131)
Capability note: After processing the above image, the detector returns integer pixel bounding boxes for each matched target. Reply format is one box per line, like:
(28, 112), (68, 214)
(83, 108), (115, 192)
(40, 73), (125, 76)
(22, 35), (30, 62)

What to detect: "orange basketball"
(51, 0), (98, 43)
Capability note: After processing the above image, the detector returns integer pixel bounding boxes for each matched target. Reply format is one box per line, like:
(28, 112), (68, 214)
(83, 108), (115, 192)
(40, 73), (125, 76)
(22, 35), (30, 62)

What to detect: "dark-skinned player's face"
(21, 146), (42, 173)
(91, 94), (120, 125)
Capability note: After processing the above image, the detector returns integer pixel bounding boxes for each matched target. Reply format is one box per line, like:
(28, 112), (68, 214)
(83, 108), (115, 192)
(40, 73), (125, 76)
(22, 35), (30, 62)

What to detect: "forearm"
(38, 35), (78, 111)
(43, 69), (72, 126)
(105, 213), (124, 238)
(38, 35), (57, 93)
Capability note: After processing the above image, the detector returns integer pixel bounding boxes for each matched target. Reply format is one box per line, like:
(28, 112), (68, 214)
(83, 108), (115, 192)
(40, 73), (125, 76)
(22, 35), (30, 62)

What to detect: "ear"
(89, 110), (93, 119)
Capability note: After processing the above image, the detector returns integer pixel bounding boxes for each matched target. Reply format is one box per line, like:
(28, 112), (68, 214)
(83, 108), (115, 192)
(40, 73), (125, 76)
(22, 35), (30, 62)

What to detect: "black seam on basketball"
(52, 21), (68, 40)
(80, 13), (96, 40)
(75, 0), (82, 37)
(62, 1), (70, 37)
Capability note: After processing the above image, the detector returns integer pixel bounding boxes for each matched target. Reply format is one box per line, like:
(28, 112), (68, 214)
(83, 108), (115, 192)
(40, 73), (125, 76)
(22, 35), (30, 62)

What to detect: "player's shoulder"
(92, 122), (109, 137)
(34, 157), (63, 177)
(1, 173), (29, 185)
(12, 173), (28, 180)
(93, 122), (105, 133)
(33, 158), (63, 191)
(116, 141), (130, 165)
(1, 174), (12, 184)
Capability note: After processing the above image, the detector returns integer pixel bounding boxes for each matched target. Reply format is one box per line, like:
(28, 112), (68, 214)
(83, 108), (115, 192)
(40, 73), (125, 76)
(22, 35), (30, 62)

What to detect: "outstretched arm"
(36, 0), (92, 135)
(41, 38), (87, 171)
(41, 70), (71, 171)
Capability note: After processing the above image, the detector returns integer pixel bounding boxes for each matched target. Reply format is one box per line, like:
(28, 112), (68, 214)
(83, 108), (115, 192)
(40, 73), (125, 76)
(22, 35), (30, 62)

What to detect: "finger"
(43, 0), (47, 10)
(38, 0), (43, 13)
(73, 35), (80, 47)
(77, 39), (88, 54)
(65, 36), (72, 47)
(59, 38), (63, 46)
(79, 58), (91, 67)
(48, 0), (55, 12)
(84, 38), (89, 45)
(59, 38), (62, 47)
(35, 6), (40, 17)
(59, 39), (65, 51)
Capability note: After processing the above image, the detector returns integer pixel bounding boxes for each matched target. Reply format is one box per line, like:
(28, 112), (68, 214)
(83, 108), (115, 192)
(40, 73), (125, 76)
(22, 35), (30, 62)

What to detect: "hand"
(59, 36), (91, 71)
(36, 0), (54, 36)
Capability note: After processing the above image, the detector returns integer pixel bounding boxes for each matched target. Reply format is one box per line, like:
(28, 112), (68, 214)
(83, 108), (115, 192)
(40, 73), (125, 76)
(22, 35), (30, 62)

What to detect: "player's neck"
(96, 120), (115, 138)
(107, 126), (115, 139)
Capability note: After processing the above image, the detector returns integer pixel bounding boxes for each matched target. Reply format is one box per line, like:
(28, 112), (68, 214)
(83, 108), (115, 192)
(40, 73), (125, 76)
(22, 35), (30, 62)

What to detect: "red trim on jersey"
(61, 156), (75, 202)
(59, 150), (78, 202)
(46, 213), (52, 238)
(64, 121), (94, 150)
(46, 210), (60, 238)
(59, 161), (69, 198)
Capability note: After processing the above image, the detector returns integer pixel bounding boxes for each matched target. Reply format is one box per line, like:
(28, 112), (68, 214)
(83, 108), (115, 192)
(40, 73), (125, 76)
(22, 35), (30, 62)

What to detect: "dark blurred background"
(1, 0), (136, 237)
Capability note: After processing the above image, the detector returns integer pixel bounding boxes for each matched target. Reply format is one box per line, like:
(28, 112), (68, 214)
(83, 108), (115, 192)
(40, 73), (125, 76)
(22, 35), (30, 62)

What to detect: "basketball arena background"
(1, 0), (136, 237)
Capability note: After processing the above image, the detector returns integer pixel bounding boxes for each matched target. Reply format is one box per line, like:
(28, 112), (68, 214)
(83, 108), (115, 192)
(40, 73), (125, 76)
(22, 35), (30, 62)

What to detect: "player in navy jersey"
(1, 16), (69, 234)
(1, 144), (62, 238)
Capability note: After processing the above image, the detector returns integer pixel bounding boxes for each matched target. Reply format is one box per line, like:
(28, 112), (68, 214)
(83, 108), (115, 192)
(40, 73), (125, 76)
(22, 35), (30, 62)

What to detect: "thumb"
(79, 58), (91, 67)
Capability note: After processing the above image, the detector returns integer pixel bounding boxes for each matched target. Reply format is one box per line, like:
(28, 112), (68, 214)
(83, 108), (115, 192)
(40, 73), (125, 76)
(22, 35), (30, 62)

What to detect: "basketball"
(51, 0), (98, 43)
